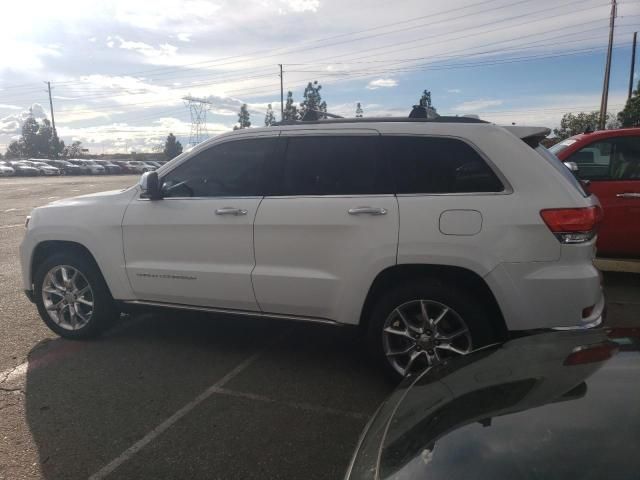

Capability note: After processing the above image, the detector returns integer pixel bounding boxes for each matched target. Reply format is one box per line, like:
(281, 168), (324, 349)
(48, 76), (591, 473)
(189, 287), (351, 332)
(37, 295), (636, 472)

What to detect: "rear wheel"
(33, 252), (117, 339)
(367, 279), (497, 380)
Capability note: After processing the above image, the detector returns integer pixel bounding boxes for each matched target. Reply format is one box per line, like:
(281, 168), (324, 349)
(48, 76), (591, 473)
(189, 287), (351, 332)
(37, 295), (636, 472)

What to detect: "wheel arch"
(359, 263), (508, 339)
(30, 240), (112, 297)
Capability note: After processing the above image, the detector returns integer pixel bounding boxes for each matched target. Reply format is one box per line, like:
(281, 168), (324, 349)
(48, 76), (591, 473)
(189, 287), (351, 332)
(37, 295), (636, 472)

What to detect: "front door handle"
(616, 192), (640, 199)
(215, 207), (248, 216)
(348, 206), (387, 215)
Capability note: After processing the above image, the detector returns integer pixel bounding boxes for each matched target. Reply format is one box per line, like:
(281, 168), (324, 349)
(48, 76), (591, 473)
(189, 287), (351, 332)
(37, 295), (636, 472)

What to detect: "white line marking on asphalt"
(0, 224), (23, 229)
(212, 387), (368, 420)
(3, 208), (18, 212)
(0, 362), (28, 384)
(88, 350), (266, 480)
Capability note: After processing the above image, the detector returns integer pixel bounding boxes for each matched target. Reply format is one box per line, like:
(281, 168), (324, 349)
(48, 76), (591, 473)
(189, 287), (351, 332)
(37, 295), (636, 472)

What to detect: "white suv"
(20, 117), (605, 378)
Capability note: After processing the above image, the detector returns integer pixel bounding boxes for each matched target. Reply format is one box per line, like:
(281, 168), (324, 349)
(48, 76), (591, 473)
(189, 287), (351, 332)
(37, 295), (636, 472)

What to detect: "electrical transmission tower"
(183, 95), (212, 147)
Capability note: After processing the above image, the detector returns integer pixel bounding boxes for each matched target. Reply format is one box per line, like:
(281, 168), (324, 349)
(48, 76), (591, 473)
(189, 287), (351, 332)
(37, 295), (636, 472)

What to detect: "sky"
(0, 0), (638, 154)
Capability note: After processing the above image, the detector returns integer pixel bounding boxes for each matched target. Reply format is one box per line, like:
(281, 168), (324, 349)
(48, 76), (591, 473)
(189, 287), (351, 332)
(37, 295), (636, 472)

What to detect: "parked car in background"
(24, 160), (61, 176)
(21, 117), (605, 379)
(551, 128), (640, 258)
(126, 160), (157, 173)
(94, 160), (123, 174)
(9, 161), (39, 176)
(0, 161), (15, 176)
(112, 161), (138, 174)
(68, 159), (105, 175)
(46, 160), (84, 175)
(66, 159), (91, 174)
(346, 329), (637, 480)
(145, 161), (164, 168)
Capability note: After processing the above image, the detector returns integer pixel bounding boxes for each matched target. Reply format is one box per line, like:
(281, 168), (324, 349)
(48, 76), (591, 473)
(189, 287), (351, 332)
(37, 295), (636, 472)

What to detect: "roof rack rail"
(273, 115), (489, 126)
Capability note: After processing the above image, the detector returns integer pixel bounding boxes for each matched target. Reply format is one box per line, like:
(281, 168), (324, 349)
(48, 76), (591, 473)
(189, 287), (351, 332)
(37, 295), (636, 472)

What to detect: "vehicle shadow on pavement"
(24, 312), (392, 479)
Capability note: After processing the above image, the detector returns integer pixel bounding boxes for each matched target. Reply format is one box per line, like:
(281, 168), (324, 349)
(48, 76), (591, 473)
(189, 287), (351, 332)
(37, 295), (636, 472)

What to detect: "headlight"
(25, 216), (31, 229)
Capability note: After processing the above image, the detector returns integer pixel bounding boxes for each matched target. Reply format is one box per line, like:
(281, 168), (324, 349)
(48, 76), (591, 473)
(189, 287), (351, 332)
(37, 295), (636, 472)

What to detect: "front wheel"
(367, 279), (496, 380)
(33, 252), (117, 339)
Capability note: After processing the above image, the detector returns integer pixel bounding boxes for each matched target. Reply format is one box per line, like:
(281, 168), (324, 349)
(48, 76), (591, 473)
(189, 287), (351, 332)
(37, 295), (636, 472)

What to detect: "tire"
(366, 279), (497, 381)
(33, 251), (117, 339)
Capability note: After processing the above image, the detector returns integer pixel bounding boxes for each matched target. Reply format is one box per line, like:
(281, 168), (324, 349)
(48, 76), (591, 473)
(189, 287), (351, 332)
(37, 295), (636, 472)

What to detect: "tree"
(300, 81), (324, 119)
(355, 102), (363, 118)
(163, 133), (183, 159)
(21, 115), (40, 158)
(264, 103), (276, 126)
(63, 141), (84, 158)
(553, 112), (600, 140)
(234, 104), (251, 130)
(618, 80), (640, 128)
(5, 141), (22, 159)
(283, 91), (298, 121)
(420, 90), (432, 107)
(4, 113), (64, 159)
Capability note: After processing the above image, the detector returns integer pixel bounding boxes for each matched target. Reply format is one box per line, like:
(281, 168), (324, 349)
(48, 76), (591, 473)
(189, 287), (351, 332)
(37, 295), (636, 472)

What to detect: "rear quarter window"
(383, 136), (504, 194)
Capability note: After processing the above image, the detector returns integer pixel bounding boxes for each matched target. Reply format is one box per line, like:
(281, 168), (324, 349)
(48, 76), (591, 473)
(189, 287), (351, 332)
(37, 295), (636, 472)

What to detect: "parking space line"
(0, 362), (28, 385)
(88, 348), (267, 480)
(0, 224), (23, 229)
(211, 387), (369, 421)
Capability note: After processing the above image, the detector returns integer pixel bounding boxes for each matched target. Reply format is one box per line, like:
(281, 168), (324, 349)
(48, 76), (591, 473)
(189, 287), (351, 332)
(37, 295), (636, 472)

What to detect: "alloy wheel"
(41, 265), (94, 330)
(382, 299), (472, 377)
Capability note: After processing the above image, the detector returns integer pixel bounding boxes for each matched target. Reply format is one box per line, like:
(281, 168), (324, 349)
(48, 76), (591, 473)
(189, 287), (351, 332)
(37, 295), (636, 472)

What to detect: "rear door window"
(276, 136), (391, 195)
(383, 136), (504, 194)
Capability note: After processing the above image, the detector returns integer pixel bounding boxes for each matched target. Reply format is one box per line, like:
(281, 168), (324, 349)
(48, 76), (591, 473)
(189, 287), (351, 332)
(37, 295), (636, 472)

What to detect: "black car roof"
(347, 330), (640, 480)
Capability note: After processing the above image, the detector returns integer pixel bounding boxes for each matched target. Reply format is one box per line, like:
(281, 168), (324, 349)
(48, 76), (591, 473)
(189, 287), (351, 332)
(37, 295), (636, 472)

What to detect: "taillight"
(563, 342), (618, 366)
(540, 206), (603, 244)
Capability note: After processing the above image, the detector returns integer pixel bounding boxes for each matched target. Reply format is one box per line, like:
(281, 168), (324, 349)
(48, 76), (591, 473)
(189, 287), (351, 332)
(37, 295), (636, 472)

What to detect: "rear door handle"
(616, 193), (640, 199)
(215, 207), (248, 216)
(348, 206), (387, 215)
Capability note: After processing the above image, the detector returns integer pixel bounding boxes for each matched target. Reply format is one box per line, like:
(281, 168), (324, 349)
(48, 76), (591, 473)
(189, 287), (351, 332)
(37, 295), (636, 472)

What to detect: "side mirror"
(139, 171), (162, 200)
(563, 161), (579, 173)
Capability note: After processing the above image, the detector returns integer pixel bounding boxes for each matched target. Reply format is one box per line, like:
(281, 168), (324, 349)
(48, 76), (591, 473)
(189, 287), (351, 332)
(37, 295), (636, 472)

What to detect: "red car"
(550, 128), (640, 258)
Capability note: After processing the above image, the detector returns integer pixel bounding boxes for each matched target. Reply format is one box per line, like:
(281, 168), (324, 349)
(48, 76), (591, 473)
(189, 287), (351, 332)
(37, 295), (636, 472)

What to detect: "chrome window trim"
(137, 195), (263, 201)
(262, 194), (396, 199)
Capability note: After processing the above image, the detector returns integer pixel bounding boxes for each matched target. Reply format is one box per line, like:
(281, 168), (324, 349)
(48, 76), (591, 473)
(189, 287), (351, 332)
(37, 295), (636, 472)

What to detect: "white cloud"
(281, 0), (320, 12)
(0, 103), (48, 135)
(452, 99), (503, 112)
(447, 89), (461, 94)
(177, 33), (192, 42)
(0, 104), (22, 110)
(366, 78), (398, 90)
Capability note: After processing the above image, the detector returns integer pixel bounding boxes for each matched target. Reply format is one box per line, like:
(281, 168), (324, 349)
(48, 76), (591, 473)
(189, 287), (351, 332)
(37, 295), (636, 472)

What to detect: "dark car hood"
(346, 329), (640, 480)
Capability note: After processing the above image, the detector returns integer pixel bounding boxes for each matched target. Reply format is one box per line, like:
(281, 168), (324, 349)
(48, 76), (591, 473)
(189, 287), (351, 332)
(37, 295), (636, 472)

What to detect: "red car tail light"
(564, 342), (618, 366)
(540, 206), (603, 244)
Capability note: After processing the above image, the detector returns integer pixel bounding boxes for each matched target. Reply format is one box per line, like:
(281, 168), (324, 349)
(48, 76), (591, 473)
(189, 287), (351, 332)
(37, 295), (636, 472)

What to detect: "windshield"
(549, 138), (578, 155)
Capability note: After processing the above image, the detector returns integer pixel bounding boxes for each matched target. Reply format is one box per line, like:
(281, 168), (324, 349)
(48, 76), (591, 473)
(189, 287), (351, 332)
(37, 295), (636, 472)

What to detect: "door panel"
(568, 136), (640, 257)
(252, 196), (398, 321)
(588, 180), (640, 257)
(123, 198), (261, 309)
(122, 136), (278, 309)
(252, 132), (398, 324)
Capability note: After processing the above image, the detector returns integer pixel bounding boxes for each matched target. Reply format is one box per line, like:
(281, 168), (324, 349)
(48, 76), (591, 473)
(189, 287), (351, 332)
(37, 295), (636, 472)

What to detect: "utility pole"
(279, 64), (284, 121)
(45, 81), (57, 135)
(599, 0), (617, 130)
(629, 32), (637, 100)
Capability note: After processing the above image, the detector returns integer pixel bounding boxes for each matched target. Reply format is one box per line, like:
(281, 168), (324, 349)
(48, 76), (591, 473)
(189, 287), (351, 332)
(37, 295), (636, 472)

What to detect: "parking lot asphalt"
(1, 175), (639, 480)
